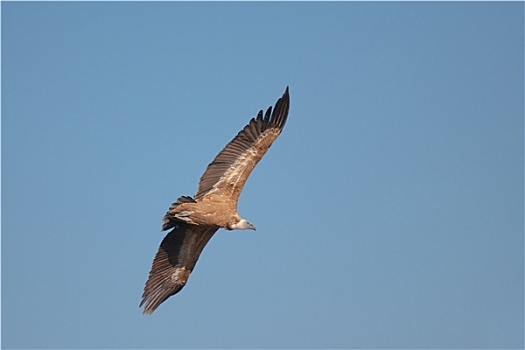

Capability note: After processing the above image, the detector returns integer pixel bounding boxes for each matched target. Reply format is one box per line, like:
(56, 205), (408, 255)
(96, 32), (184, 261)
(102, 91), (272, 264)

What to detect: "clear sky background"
(2, 2), (523, 349)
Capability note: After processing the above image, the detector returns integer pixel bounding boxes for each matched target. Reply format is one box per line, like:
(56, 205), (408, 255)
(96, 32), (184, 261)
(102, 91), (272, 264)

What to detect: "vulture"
(140, 87), (290, 315)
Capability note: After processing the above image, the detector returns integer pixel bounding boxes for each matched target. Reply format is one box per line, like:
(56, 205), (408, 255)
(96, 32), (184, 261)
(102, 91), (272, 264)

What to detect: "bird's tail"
(161, 196), (197, 231)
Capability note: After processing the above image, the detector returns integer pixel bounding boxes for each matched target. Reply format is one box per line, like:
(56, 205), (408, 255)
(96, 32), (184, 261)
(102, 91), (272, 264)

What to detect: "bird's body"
(140, 87), (290, 315)
(162, 195), (251, 230)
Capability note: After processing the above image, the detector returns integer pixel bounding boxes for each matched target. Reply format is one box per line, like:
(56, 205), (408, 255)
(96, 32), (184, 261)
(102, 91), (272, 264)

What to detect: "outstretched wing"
(194, 87), (290, 203)
(140, 223), (218, 315)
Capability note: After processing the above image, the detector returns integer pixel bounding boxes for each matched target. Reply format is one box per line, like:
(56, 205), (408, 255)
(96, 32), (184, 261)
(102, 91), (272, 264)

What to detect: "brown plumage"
(140, 87), (290, 315)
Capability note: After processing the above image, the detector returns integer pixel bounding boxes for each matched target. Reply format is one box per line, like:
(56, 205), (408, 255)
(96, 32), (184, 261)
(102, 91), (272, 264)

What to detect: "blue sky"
(2, 2), (523, 349)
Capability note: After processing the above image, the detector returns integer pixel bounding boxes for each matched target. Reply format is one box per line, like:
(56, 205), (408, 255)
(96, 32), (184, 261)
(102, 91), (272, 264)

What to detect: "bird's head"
(228, 218), (256, 231)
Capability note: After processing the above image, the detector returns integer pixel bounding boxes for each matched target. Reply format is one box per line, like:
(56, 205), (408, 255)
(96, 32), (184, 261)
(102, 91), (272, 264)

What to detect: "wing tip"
(140, 299), (155, 315)
(140, 285), (184, 315)
(270, 86), (290, 130)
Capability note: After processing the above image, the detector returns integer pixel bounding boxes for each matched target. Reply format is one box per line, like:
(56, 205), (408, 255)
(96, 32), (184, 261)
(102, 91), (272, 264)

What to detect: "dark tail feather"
(162, 196), (197, 231)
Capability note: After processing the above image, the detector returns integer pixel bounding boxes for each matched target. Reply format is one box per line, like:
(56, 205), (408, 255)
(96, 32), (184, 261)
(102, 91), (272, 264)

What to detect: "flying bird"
(140, 87), (290, 315)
